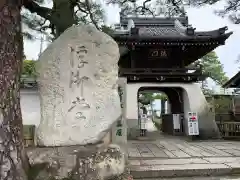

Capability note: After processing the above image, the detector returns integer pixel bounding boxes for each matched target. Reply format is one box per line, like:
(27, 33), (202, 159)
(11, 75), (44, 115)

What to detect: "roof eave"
(223, 31), (233, 41)
(222, 71), (240, 88)
(120, 16), (189, 26)
(111, 33), (232, 43)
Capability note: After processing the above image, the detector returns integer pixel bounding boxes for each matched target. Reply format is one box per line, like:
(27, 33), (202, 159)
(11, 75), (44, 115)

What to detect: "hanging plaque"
(148, 49), (169, 59)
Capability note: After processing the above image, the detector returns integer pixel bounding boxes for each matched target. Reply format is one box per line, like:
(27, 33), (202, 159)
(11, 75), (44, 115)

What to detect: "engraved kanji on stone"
(68, 96), (90, 112)
(69, 70), (89, 88)
(76, 46), (88, 68)
(76, 46), (88, 54)
(69, 45), (88, 68)
(75, 112), (86, 120)
(78, 59), (88, 68)
(69, 46), (75, 67)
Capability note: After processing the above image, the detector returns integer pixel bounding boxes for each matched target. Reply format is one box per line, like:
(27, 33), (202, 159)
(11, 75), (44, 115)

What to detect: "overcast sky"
(23, 2), (240, 79)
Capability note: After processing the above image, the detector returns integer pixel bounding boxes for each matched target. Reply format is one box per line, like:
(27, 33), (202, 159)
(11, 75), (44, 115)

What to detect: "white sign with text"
(187, 112), (199, 136)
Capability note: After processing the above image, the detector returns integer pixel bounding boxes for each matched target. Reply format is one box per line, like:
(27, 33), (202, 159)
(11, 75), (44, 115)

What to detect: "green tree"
(139, 92), (154, 105)
(153, 93), (168, 101)
(22, 60), (37, 77)
(190, 51), (228, 95)
(201, 52), (229, 85)
(0, 1), (29, 180)
(139, 92), (167, 105)
(139, 92), (168, 116)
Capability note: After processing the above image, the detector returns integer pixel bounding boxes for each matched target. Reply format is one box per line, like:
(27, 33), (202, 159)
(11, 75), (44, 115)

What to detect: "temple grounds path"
(127, 121), (240, 179)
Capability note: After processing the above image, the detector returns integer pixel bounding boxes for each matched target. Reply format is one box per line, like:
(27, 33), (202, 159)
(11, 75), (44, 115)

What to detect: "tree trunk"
(0, 1), (29, 179)
(52, 0), (75, 38)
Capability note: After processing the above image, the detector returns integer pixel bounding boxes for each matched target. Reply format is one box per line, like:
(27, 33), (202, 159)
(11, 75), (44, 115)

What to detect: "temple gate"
(110, 15), (232, 139)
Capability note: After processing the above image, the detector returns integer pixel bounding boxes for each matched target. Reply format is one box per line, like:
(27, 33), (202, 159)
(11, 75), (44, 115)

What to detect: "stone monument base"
(26, 144), (129, 180)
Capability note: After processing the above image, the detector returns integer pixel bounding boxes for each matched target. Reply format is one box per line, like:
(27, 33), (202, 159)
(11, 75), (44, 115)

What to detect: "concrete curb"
(130, 164), (240, 178)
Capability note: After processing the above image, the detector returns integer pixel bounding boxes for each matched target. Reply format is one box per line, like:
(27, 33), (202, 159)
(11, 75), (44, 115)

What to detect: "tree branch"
(83, 0), (100, 30)
(23, 0), (52, 21)
(168, 0), (185, 15)
(23, 0), (75, 37)
(135, 0), (155, 16)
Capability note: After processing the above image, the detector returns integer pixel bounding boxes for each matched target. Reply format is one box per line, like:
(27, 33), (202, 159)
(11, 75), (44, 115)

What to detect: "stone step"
(129, 158), (240, 179)
(134, 175), (240, 180)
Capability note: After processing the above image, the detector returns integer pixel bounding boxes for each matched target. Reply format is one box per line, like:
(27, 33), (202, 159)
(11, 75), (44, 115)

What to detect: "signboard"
(148, 49), (169, 59)
(173, 114), (181, 130)
(187, 112), (199, 136)
(140, 114), (147, 130)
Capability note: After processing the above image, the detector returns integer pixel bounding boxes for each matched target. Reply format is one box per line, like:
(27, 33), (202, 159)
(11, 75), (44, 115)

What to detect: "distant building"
(222, 72), (240, 114)
(222, 71), (240, 89)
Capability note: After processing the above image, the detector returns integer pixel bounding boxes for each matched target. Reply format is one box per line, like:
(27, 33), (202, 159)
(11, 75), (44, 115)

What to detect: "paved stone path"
(128, 120), (240, 159)
(128, 138), (240, 158)
(128, 137), (240, 178)
(128, 121), (240, 179)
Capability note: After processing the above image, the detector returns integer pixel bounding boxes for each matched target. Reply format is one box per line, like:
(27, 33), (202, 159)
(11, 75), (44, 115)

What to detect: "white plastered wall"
(20, 89), (40, 126)
(125, 82), (219, 138)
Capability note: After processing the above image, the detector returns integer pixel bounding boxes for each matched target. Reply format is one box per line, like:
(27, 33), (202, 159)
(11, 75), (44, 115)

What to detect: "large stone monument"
(36, 25), (121, 146)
